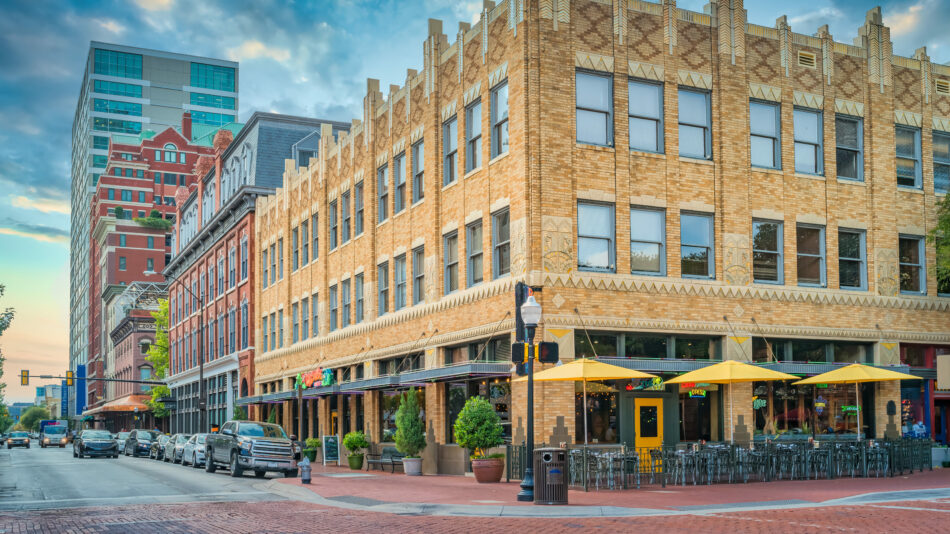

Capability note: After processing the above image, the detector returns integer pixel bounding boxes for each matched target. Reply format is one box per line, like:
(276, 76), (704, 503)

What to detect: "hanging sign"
(752, 396), (767, 410)
(689, 388), (707, 399)
(302, 370), (322, 388)
(841, 405), (860, 413)
(815, 395), (826, 415)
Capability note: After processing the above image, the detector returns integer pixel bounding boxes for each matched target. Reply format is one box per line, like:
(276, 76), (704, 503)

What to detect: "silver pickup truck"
(204, 420), (297, 478)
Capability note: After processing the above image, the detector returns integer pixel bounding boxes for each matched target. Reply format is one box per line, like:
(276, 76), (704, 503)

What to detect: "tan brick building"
(249, 0), (950, 472)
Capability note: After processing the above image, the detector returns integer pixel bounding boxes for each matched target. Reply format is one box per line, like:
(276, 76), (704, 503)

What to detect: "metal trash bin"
(533, 448), (568, 505)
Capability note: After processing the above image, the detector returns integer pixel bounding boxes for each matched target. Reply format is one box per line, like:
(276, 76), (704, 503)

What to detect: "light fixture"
(520, 295), (542, 327)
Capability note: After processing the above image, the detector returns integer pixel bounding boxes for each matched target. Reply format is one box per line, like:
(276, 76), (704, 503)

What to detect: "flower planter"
(347, 454), (364, 470)
(471, 458), (504, 483)
(403, 457), (423, 476)
(303, 449), (318, 462)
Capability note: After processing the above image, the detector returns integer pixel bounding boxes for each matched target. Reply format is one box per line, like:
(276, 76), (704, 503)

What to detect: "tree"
(0, 284), (16, 410)
(232, 404), (247, 421)
(394, 387), (426, 458)
(145, 299), (169, 419)
(19, 406), (51, 432)
(929, 195), (950, 292)
(452, 397), (504, 459)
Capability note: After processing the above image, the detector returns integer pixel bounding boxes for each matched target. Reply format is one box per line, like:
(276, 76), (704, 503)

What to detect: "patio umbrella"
(664, 360), (800, 442)
(515, 358), (657, 446)
(793, 364), (920, 440)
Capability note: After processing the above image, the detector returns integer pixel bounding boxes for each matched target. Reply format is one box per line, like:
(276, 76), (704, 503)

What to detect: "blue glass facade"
(93, 79), (143, 98)
(190, 92), (235, 110)
(93, 49), (142, 79)
(190, 62), (235, 92)
(191, 110), (235, 127)
(93, 98), (142, 116)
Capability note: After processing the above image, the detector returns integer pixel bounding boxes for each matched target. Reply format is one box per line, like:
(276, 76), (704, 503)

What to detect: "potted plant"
(394, 387), (426, 476)
(453, 397), (505, 483)
(343, 431), (369, 470)
(303, 437), (321, 462)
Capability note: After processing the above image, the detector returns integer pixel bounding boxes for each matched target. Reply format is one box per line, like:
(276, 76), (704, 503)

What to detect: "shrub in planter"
(303, 437), (321, 462)
(453, 397), (505, 483)
(395, 387), (426, 476)
(343, 431), (370, 470)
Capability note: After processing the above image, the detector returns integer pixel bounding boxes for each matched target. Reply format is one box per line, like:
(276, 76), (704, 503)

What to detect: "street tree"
(145, 299), (170, 419)
(929, 195), (950, 290)
(19, 406), (51, 431)
(0, 284), (17, 410)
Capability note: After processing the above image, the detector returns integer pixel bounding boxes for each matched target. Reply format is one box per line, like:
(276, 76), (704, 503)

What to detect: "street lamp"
(516, 294), (541, 502)
(145, 269), (206, 434)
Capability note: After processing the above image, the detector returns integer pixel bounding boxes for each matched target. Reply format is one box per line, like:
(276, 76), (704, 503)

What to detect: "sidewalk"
(273, 463), (950, 517)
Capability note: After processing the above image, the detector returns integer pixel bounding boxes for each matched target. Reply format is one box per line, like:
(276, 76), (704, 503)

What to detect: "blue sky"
(1, 0), (948, 403)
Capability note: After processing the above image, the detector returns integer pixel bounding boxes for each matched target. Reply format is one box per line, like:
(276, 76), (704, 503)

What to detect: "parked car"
(181, 434), (209, 468)
(6, 431), (31, 449)
(115, 432), (131, 452)
(205, 421), (297, 478)
(164, 433), (191, 463)
(124, 429), (159, 457)
(73, 430), (118, 458)
(150, 435), (171, 460)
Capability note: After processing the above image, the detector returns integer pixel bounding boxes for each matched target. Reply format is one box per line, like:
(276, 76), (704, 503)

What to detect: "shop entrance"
(634, 398), (663, 449)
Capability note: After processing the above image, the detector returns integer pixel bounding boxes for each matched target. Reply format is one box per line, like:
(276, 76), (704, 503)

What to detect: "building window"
(577, 202), (615, 272)
(491, 81), (509, 157)
(218, 258), (225, 293)
(241, 301), (248, 348)
(412, 141), (424, 203)
(229, 248), (236, 287)
(933, 131), (950, 194)
(228, 307), (236, 353)
(278, 309), (284, 347)
(292, 227), (299, 270)
(443, 117), (458, 185)
(311, 214), (319, 259)
(292, 303), (299, 343)
(576, 71), (612, 146)
(466, 221), (483, 286)
(300, 298), (309, 339)
(796, 225), (825, 287)
(190, 62), (235, 92)
(329, 200), (338, 249)
(394, 255), (407, 310)
(896, 126), (922, 188)
(899, 235), (925, 294)
(341, 279), (351, 328)
(261, 249), (268, 288)
(146, 258), (154, 272)
(119, 256), (126, 271)
(630, 208), (665, 275)
(311, 292), (319, 336)
(269, 244), (276, 284)
(147, 236), (155, 249)
(137, 192), (146, 203)
(750, 101), (780, 168)
(836, 115), (863, 181)
(629, 79), (663, 153)
(681, 213), (714, 278)
(241, 239), (248, 280)
(377, 165), (389, 222)
(938, 238), (950, 296)
(119, 234), (127, 247)
(269, 312), (276, 350)
(341, 190), (351, 243)
(277, 239), (284, 279)
(94, 49), (143, 78)
(93, 98), (142, 116)
(393, 153), (406, 213)
(329, 283), (338, 331)
(189, 92), (236, 110)
(678, 88), (711, 159)
(444, 232), (459, 294)
(301, 221), (309, 264)
(377, 263), (389, 315)
(93, 80), (142, 98)
(354, 182), (364, 235)
(492, 209), (510, 279)
(355, 274), (364, 323)
(465, 99), (482, 172)
(752, 220), (783, 284)
(794, 108), (823, 174)
(412, 246), (425, 305)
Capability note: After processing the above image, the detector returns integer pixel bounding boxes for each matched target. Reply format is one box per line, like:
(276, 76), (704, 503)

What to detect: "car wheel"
(205, 450), (216, 473)
(191, 453), (200, 468)
(229, 452), (243, 478)
(254, 470), (266, 478)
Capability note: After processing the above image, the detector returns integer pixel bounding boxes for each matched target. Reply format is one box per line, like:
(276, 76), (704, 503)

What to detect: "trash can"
(533, 448), (568, 505)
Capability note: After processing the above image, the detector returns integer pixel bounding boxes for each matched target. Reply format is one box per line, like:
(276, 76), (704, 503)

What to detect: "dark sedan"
(124, 429), (159, 457)
(150, 434), (171, 460)
(6, 431), (30, 449)
(73, 430), (118, 458)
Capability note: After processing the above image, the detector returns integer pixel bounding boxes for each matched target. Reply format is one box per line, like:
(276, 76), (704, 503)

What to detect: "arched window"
(163, 143), (178, 162)
(241, 378), (249, 397)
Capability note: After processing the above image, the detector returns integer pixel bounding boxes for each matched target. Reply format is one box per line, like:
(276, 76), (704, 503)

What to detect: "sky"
(0, 0), (948, 403)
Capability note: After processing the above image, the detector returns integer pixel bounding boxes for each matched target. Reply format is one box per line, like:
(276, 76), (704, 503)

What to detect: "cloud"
(884, 1), (926, 37)
(96, 19), (126, 35)
(134, 0), (175, 12)
(10, 195), (70, 214)
(789, 7), (846, 30)
(227, 40), (292, 63)
(0, 218), (68, 244)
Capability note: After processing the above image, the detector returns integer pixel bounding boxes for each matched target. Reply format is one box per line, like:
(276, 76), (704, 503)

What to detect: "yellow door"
(634, 398), (663, 450)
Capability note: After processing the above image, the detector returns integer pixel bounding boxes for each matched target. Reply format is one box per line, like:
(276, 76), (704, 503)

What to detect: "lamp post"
(516, 294), (542, 502)
(145, 270), (205, 434)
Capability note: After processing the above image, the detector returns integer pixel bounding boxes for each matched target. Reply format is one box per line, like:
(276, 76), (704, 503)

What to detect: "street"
(3, 444), (950, 533)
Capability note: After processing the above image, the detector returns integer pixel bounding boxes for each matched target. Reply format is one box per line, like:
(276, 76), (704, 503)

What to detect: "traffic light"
(538, 342), (559, 364)
(20, 370), (29, 386)
(66, 370), (74, 386)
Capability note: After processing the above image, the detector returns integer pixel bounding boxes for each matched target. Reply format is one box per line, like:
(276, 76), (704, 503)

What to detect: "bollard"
(299, 456), (311, 484)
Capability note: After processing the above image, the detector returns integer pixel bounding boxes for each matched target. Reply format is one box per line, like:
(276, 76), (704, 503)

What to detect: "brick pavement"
(2, 498), (950, 533)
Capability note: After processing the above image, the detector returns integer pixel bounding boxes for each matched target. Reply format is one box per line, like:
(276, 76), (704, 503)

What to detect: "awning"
(340, 375), (400, 392)
(399, 362), (511, 384)
(234, 395), (262, 406)
(83, 395), (151, 415)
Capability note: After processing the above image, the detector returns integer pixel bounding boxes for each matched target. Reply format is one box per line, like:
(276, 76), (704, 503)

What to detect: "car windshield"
(117, 432), (130, 439)
(11, 432), (28, 438)
(237, 423), (287, 438)
(177, 435), (191, 443)
(45, 426), (67, 435)
(196, 434), (207, 444)
(137, 431), (157, 441)
(83, 431), (112, 440)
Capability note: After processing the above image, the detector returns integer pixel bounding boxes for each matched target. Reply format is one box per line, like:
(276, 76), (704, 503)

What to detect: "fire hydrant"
(299, 456), (311, 484)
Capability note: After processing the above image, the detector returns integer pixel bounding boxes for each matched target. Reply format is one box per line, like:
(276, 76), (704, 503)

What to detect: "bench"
(366, 446), (405, 473)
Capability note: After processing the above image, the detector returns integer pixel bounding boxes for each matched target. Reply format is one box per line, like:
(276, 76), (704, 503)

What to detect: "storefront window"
(674, 337), (714, 360)
(834, 342), (870, 364)
(791, 340), (827, 363)
(901, 380), (928, 437)
(752, 338), (786, 362)
(752, 381), (863, 437)
(901, 346), (926, 367)
(575, 334), (618, 358)
(678, 383), (717, 441)
(446, 379), (511, 442)
(575, 384), (618, 444)
(380, 388), (426, 442)
(624, 335), (667, 358)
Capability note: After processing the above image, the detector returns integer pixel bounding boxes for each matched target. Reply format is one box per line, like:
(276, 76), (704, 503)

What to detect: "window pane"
(753, 251), (780, 281)
(681, 214), (711, 246)
(839, 232), (860, 259)
(750, 136), (775, 167)
(679, 91), (707, 124)
(797, 227), (821, 255)
(578, 203), (612, 237)
(630, 242), (661, 272)
(839, 259), (862, 288)
(900, 265), (920, 292)
(899, 238), (920, 264)
(753, 221), (779, 252)
(629, 82), (660, 118)
(836, 118), (859, 148)
(934, 134), (950, 160)
(576, 73), (610, 110)
(936, 163), (950, 193)
(629, 117), (659, 152)
(578, 238), (610, 269)
(897, 158), (917, 186)
(749, 102), (777, 136)
(624, 335), (667, 358)
(794, 142), (817, 173)
(577, 110), (608, 145)
(836, 148), (859, 179)
(679, 125), (705, 157)
(629, 209), (662, 241)
(681, 246), (709, 276)
(798, 255), (822, 285)
(794, 109), (819, 143)
(896, 128), (916, 157)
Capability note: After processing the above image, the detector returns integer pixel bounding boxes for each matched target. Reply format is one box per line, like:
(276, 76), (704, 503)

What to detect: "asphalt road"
(0, 441), (286, 511)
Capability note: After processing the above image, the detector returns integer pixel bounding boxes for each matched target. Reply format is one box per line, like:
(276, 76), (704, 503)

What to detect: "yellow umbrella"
(793, 364), (921, 440)
(665, 360), (800, 442)
(515, 358), (657, 446)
